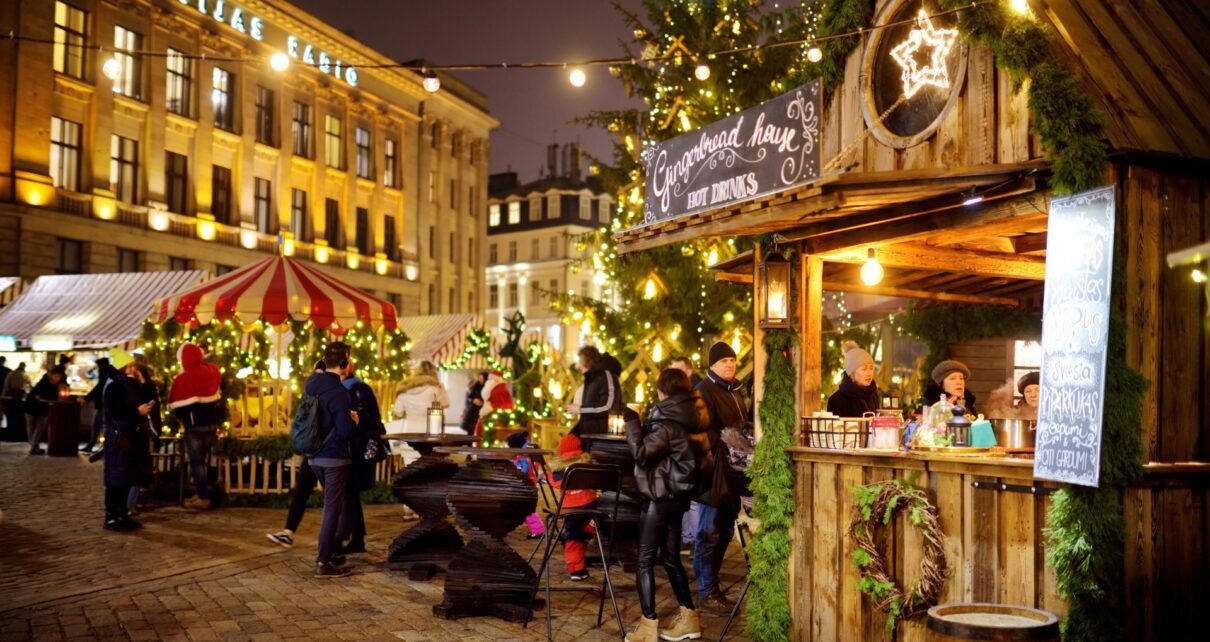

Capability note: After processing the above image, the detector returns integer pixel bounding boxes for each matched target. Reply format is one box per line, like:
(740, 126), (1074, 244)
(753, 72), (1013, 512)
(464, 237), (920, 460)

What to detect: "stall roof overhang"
(397, 313), (480, 365)
(615, 162), (1045, 255)
(0, 271), (207, 349)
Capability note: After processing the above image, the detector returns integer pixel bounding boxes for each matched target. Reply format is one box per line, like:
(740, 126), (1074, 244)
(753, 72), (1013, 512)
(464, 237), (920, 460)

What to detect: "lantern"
(760, 248), (791, 329)
(426, 403), (445, 436)
(608, 412), (625, 436)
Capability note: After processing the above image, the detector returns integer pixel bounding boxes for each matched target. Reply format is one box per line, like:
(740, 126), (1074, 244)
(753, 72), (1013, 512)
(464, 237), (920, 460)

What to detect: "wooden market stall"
(616, 1), (1209, 639)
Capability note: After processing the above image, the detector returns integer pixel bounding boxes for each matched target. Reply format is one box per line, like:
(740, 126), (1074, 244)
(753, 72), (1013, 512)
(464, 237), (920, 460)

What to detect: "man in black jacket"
(690, 342), (747, 613)
(573, 346), (623, 435)
(306, 342), (359, 578)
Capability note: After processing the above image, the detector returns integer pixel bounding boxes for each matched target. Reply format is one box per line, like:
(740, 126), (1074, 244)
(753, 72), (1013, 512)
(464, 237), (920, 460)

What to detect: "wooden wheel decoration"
(848, 478), (949, 634)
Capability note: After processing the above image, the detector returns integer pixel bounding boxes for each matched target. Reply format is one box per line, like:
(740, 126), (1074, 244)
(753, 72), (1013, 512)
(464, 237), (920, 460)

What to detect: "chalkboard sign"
(643, 80), (821, 225)
(1033, 185), (1116, 487)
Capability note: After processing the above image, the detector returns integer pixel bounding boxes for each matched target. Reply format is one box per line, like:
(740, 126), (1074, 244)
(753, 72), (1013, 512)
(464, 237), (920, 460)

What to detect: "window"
(290, 189), (308, 241)
(549, 236), (559, 259)
(450, 179), (457, 209)
(428, 284), (436, 312)
(488, 204), (501, 227)
(387, 292), (401, 313)
(508, 241), (517, 262)
(53, 2), (86, 79)
(592, 198), (601, 221)
(489, 284), (499, 308)
(355, 207), (370, 255)
(112, 26), (142, 99)
(598, 198), (609, 222)
(468, 291), (475, 313)
(508, 283), (518, 307)
(451, 132), (460, 158)
(383, 215), (397, 260)
(430, 122), (439, 149)
(355, 127), (371, 179)
(428, 226), (435, 259)
(579, 196), (590, 220)
(383, 139), (399, 187)
(449, 288), (456, 312)
(55, 238), (83, 274)
(211, 67), (234, 131)
(550, 279), (559, 294)
(291, 101), (312, 157)
(165, 152), (188, 214)
(544, 196), (553, 219)
(324, 198), (341, 245)
(468, 238), (475, 267)
(468, 187), (476, 217)
(580, 280), (589, 298)
(166, 49), (192, 116)
(530, 281), (541, 304)
(254, 178), (273, 233)
(116, 248), (140, 273)
(214, 264), (234, 276)
(428, 171), (436, 202)
(1013, 340), (1043, 401)
(109, 135), (138, 204)
(507, 202), (520, 224)
(449, 232), (456, 263)
(531, 238), (539, 260)
(488, 243), (498, 264)
(255, 86), (275, 146)
(529, 197), (541, 222)
(324, 115), (343, 168)
(169, 257), (191, 271)
(211, 165), (232, 224)
(49, 117), (81, 191)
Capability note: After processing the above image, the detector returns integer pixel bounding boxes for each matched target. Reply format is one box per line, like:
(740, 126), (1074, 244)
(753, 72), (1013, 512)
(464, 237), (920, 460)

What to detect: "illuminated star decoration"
(889, 9), (960, 99)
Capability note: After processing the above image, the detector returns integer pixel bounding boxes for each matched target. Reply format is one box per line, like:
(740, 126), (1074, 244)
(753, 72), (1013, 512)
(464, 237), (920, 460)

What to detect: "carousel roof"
(154, 256), (398, 331)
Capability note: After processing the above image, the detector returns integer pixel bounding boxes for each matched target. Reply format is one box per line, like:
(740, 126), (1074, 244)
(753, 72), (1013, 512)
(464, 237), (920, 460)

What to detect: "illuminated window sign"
(179, 0), (359, 87)
(0, 335), (16, 352)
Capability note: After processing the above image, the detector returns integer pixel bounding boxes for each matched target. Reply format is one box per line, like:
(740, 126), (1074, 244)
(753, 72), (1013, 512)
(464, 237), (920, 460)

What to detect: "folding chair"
(524, 463), (626, 641)
(526, 452), (561, 564)
(718, 498), (755, 642)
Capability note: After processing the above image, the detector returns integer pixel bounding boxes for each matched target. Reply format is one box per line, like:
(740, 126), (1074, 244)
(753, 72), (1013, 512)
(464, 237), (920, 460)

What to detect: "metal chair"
(524, 462), (625, 641)
(718, 498), (755, 642)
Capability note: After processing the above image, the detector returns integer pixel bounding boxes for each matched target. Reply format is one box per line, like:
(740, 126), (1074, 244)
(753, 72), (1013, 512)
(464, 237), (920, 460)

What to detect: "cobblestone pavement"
(0, 444), (751, 641)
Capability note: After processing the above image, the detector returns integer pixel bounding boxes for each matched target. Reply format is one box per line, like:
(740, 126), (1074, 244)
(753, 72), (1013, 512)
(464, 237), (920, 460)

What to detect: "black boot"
(103, 512), (120, 531)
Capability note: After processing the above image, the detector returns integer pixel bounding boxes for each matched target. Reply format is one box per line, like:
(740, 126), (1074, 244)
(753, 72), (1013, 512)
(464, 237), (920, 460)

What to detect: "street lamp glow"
(807, 46), (823, 63)
(569, 67), (586, 87)
(422, 71), (440, 93)
(102, 56), (121, 80)
(694, 64), (710, 81)
(269, 52), (290, 72)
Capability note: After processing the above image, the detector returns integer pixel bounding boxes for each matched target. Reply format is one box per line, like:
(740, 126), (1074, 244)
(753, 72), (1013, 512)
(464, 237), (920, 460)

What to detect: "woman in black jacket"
(827, 341), (880, 417)
(623, 368), (703, 642)
(102, 351), (155, 531)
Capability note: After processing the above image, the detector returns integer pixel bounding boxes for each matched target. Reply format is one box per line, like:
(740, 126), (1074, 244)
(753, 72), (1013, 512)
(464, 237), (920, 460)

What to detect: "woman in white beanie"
(826, 341), (880, 417)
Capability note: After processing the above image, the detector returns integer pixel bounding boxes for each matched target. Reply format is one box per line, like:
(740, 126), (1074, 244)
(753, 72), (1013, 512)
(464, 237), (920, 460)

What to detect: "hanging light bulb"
(643, 277), (657, 300)
(807, 45), (823, 63)
(652, 341), (664, 363)
(422, 70), (440, 93)
(706, 247), (719, 266)
(102, 56), (121, 80)
(730, 328), (742, 355)
(270, 52), (290, 72)
(695, 63), (711, 80)
(1193, 268), (1207, 283)
(1009, 0), (1032, 16)
(861, 248), (885, 285)
(569, 67), (587, 87)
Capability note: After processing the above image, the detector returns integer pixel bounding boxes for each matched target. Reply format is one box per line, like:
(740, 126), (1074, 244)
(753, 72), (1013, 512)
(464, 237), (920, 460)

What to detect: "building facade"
(0, 0), (497, 315)
(486, 144), (613, 357)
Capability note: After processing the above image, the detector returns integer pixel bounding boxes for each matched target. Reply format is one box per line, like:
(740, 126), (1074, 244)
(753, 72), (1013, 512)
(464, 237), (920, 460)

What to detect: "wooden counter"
(787, 446), (1210, 641)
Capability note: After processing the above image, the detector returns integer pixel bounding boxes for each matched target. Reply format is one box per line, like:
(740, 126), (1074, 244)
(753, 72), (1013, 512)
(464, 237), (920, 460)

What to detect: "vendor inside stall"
(1016, 371), (1039, 421)
(825, 341), (880, 417)
(922, 359), (976, 415)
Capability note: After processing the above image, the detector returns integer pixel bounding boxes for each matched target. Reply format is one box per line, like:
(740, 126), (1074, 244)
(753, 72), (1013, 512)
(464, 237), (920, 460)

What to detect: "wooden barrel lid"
(927, 603), (1059, 641)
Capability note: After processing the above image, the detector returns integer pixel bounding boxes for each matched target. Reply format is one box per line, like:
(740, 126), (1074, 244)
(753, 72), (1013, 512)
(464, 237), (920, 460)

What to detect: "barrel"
(926, 603), (1059, 641)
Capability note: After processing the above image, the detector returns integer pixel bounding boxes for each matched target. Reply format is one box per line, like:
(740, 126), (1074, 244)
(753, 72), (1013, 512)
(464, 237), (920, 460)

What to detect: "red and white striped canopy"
(154, 256), (398, 331)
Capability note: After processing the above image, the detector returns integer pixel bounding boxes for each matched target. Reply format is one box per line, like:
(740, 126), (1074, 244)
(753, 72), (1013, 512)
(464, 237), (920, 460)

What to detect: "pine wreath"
(849, 477), (948, 634)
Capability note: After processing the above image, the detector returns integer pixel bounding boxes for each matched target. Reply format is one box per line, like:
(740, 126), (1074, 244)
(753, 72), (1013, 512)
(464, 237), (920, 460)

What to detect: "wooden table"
(579, 433), (642, 572)
(383, 433), (479, 580)
(431, 446), (554, 623)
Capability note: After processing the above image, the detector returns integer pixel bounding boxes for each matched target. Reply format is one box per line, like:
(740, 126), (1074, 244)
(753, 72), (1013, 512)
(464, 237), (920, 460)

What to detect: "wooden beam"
(821, 281), (1020, 307)
(802, 255), (823, 416)
(1011, 232), (1048, 254)
(823, 243), (1047, 280)
(715, 273), (754, 285)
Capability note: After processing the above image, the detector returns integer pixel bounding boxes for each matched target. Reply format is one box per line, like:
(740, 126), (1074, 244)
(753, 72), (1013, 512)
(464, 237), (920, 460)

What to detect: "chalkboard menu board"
(1033, 185), (1116, 487)
(643, 80), (821, 225)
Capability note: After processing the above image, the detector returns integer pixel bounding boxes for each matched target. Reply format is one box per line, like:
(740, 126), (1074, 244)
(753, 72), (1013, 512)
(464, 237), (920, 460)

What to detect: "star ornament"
(890, 9), (960, 99)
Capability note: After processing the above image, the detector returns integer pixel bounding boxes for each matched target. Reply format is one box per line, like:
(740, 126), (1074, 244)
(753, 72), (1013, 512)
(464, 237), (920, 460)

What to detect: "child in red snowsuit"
(549, 425), (598, 580)
(506, 430), (545, 538)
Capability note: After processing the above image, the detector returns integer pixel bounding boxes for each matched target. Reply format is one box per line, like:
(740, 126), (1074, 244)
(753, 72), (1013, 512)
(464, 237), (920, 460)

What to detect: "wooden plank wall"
(789, 454), (1062, 641)
(947, 339), (1015, 413)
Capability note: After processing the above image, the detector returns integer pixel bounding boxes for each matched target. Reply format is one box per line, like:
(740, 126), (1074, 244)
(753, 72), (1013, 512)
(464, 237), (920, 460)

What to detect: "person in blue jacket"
(305, 342), (358, 578)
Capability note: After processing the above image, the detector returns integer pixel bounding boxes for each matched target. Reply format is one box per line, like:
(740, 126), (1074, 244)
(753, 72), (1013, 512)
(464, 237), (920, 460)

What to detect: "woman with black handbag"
(101, 349), (155, 532)
(624, 368), (706, 642)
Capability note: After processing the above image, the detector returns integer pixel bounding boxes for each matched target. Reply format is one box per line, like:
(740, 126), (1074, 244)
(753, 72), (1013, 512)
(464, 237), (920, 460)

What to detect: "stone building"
(0, 0), (497, 315)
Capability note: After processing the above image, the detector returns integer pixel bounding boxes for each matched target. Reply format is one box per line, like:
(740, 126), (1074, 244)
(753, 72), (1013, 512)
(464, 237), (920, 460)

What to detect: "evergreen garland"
(746, 326), (797, 641)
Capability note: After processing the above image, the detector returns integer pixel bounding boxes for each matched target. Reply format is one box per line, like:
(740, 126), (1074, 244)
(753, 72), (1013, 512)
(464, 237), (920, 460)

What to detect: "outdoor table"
(579, 433), (642, 572)
(431, 446), (554, 623)
(383, 432), (480, 580)
(45, 401), (81, 457)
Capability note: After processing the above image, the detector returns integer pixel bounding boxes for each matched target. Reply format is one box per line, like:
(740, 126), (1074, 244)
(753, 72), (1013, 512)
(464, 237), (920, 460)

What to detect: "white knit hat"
(842, 341), (874, 377)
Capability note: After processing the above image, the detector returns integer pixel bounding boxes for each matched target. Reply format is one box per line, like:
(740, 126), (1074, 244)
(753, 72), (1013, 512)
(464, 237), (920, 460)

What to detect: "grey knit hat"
(842, 341), (874, 377)
(931, 359), (971, 385)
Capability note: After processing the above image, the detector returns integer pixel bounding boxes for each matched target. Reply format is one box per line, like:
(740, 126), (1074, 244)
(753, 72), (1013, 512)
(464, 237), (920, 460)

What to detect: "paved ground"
(0, 443), (751, 641)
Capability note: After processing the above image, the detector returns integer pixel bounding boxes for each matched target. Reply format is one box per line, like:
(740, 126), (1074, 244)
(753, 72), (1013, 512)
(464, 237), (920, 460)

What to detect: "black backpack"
(291, 393), (331, 456)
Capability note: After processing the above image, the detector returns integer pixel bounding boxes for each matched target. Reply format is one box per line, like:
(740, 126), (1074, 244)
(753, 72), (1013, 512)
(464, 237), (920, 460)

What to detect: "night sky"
(289, 0), (646, 182)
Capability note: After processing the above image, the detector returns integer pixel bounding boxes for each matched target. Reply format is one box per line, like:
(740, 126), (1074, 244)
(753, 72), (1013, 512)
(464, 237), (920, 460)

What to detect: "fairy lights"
(890, 9), (960, 99)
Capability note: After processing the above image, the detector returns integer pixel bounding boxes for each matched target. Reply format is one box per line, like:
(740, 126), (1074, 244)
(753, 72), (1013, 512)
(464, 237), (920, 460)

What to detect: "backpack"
(291, 393), (330, 456)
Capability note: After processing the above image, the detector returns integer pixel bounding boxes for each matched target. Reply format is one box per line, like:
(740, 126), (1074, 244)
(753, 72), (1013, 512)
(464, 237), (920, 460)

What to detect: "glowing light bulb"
(861, 248), (884, 286)
(643, 278), (657, 300)
(1193, 268), (1207, 284)
(807, 46), (823, 63)
(422, 71), (440, 93)
(695, 64), (710, 80)
(103, 57), (121, 80)
(270, 52), (289, 72)
(569, 67), (586, 87)
(652, 341), (664, 363)
(1009, 0), (1031, 16)
(706, 248), (719, 266)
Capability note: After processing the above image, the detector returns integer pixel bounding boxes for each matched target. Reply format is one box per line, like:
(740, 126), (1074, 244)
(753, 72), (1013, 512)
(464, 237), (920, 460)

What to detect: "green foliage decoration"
(221, 480), (396, 509)
(214, 434), (294, 461)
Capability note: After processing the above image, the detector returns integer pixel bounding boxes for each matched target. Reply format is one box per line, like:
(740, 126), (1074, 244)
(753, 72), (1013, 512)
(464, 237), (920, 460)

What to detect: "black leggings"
(636, 499), (695, 619)
(285, 458), (318, 532)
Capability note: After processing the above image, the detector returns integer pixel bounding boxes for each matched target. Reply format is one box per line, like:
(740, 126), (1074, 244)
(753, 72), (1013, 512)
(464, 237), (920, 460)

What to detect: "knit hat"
(109, 348), (135, 370)
(1018, 371), (1040, 394)
(931, 360), (971, 385)
(841, 341), (874, 377)
(708, 341), (737, 366)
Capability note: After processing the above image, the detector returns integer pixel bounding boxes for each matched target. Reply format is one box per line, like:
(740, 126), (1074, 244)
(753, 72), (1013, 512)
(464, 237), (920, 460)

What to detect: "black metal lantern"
(760, 247), (791, 329)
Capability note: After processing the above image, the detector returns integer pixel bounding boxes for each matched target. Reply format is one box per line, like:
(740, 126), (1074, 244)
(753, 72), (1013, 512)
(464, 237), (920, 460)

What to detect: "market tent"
(396, 313), (479, 365)
(0, 277), (26, 309)
(0, 271), (206, 349)
(154, 256), (398, 331)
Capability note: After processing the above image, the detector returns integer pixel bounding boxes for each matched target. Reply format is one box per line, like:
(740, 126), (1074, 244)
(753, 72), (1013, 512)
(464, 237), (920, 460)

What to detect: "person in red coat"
(475, 370), (514, 437)
(167, 343), (222, 507)
(550, 426), (597, 580)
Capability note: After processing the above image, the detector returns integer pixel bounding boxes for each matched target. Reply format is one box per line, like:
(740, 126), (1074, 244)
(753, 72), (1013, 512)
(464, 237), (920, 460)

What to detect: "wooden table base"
(386, 435), (477, 580)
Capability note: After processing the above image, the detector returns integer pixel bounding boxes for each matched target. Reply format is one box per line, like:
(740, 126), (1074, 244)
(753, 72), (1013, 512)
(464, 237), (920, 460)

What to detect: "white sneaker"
(267, 531), (294, 548)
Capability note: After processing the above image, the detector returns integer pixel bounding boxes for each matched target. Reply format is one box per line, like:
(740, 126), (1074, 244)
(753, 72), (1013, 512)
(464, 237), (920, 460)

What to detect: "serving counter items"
(800, 412), (871, 449)
(991, 418), (1037, 449)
